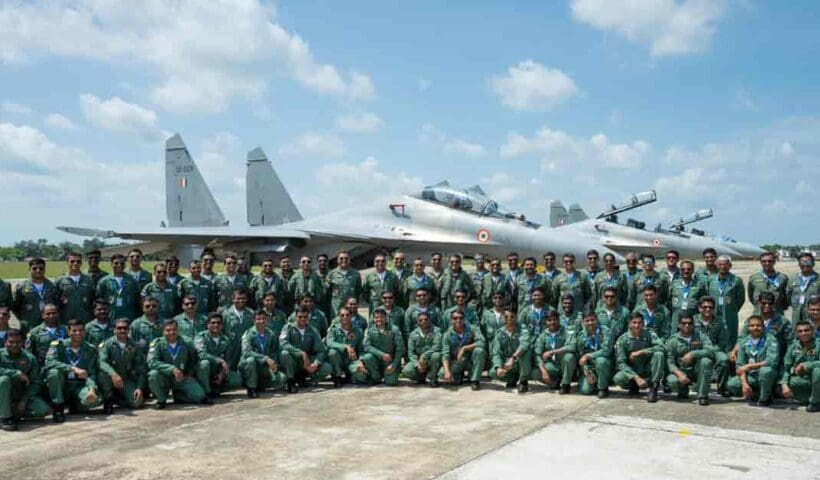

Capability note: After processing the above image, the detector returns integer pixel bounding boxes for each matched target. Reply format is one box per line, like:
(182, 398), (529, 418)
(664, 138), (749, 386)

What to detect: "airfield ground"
(0, 260), (818, 480)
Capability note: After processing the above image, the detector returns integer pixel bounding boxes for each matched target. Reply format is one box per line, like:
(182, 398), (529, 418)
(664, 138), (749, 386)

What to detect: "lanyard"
(167, 343), (182, 359)
(747, 337), (765, 360)
(584, 327), (601, 351)
(66, 347), (82, 367)
(642, 310), (655, 327)
(548, 332), (559, 350)
(717, 275), (732, 295)
(46, 327), (65, 341)
(681, 281), (692, 299)
(799, 274), (817, 293)
(256, 333), (268, 352)
(761, 271), (780, 288)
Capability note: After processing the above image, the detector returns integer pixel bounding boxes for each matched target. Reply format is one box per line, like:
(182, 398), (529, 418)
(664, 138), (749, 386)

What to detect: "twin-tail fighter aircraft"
(58, 134), (763, 266)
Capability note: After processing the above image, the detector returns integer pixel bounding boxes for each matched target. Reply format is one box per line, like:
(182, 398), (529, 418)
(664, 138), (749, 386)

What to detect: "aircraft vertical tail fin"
(246, 147), (303, 226)
(165, 134), (227, 227)
(568, 203), (589, 223)
(549, 200), (570, 227)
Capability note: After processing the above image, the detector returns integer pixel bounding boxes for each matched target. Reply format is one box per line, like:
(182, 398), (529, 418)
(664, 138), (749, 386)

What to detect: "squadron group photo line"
(0, 245), (817, 432)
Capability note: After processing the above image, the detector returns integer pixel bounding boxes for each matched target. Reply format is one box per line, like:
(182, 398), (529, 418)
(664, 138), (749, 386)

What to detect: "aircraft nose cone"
(732, 242), (765, 260)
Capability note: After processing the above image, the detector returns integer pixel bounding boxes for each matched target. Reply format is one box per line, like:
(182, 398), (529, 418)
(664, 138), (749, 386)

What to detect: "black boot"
(559, 384), (571, 395)
(628, 379), (640, 395)
(103, 401), (115, 415)
(698, 398), (709, 406)
(757, 397), (772, 407)
(154, 401), (167, 410)
(647, 385), (659, 403)
(470, 381), (481, 391)
(430, 379), (439, 388)
(286, 379), (299, 394)
(247, 388), (258, 399)
(597, 388), (609, 399)
(0, 417), (17, 432)
(52, 404), (66, 423)
(332, 376), (342, 388)
(807, 403), (819, 413)
(200, 397), (213, 405)
(209, 391), (221, 399)
(505, 379), (516, 389)
(517, 381), (529, 394)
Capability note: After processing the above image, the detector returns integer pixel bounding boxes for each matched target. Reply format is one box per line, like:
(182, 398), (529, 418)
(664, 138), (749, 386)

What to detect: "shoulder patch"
(50, 340), (60, 346)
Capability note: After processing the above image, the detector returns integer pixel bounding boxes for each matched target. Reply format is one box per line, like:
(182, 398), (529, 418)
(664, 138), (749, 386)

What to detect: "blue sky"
(0, 0), (817, 245)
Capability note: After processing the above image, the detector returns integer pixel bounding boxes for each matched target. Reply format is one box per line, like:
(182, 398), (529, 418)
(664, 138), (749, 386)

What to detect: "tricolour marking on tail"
(549, 200), (570, 227)
(165, 134), (227, 227)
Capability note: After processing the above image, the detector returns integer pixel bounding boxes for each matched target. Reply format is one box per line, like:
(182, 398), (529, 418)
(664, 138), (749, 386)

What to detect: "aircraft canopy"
(418, 181), (526, 221)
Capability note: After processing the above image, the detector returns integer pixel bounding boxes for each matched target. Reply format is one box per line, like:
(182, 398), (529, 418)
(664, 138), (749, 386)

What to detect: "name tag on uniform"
(116, 298), (124, 307)
(800, 295), (806, 305)
(718, 297), (724, 306)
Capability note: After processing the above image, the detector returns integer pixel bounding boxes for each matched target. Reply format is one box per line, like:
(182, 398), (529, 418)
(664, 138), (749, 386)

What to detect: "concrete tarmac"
(1, 259), (815, 479)
(1, 381), (818, 480)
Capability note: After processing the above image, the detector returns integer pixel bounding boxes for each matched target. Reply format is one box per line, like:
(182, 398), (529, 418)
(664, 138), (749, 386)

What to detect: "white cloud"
(489, 60), (579, 111)
(279, 132), (346, 158)
(500, 126), (650, 169)
(443, 139), (487, 157)
(0, 1), (375, 113)
(591, 133), (649, 168)
(780, 141), (795, 157)
(1, 101), (34, 115)
(795, 180), (811, 194)
(0, 122), (90, 171)
(732, 88), (758, 111)
(570, 0), (728, 57)
(0, 122), (163, 215)
(482, 172), (523, 203)
(43, 113), (78, 130)
(335, 112), (384, 133)
(654, 166), (727, 198)
(79, 94), (160, 140)
(419, 124), (488, 158)
(308, 157), (421, 211)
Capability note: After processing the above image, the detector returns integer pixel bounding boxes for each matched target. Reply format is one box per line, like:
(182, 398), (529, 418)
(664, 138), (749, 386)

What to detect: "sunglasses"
(183, 302), (196, 306)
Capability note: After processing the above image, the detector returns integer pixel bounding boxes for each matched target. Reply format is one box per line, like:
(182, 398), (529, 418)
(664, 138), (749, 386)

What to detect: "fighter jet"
(58, 134), (613, 266)
(548, 191), (764, 259)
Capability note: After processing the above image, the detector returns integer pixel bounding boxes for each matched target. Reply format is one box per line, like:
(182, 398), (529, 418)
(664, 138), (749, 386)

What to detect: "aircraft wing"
(57, 225), (311, 244)
(599, 237), (658, 250)
(57, 224), (496, 248)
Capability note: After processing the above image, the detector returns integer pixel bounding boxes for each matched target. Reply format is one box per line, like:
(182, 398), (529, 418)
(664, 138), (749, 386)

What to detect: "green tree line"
(761, 244), (820, 257)
(0, 238), (126, 261)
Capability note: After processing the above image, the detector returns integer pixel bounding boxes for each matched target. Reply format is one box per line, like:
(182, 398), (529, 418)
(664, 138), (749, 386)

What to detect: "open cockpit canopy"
(417, 181), (535, 224)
